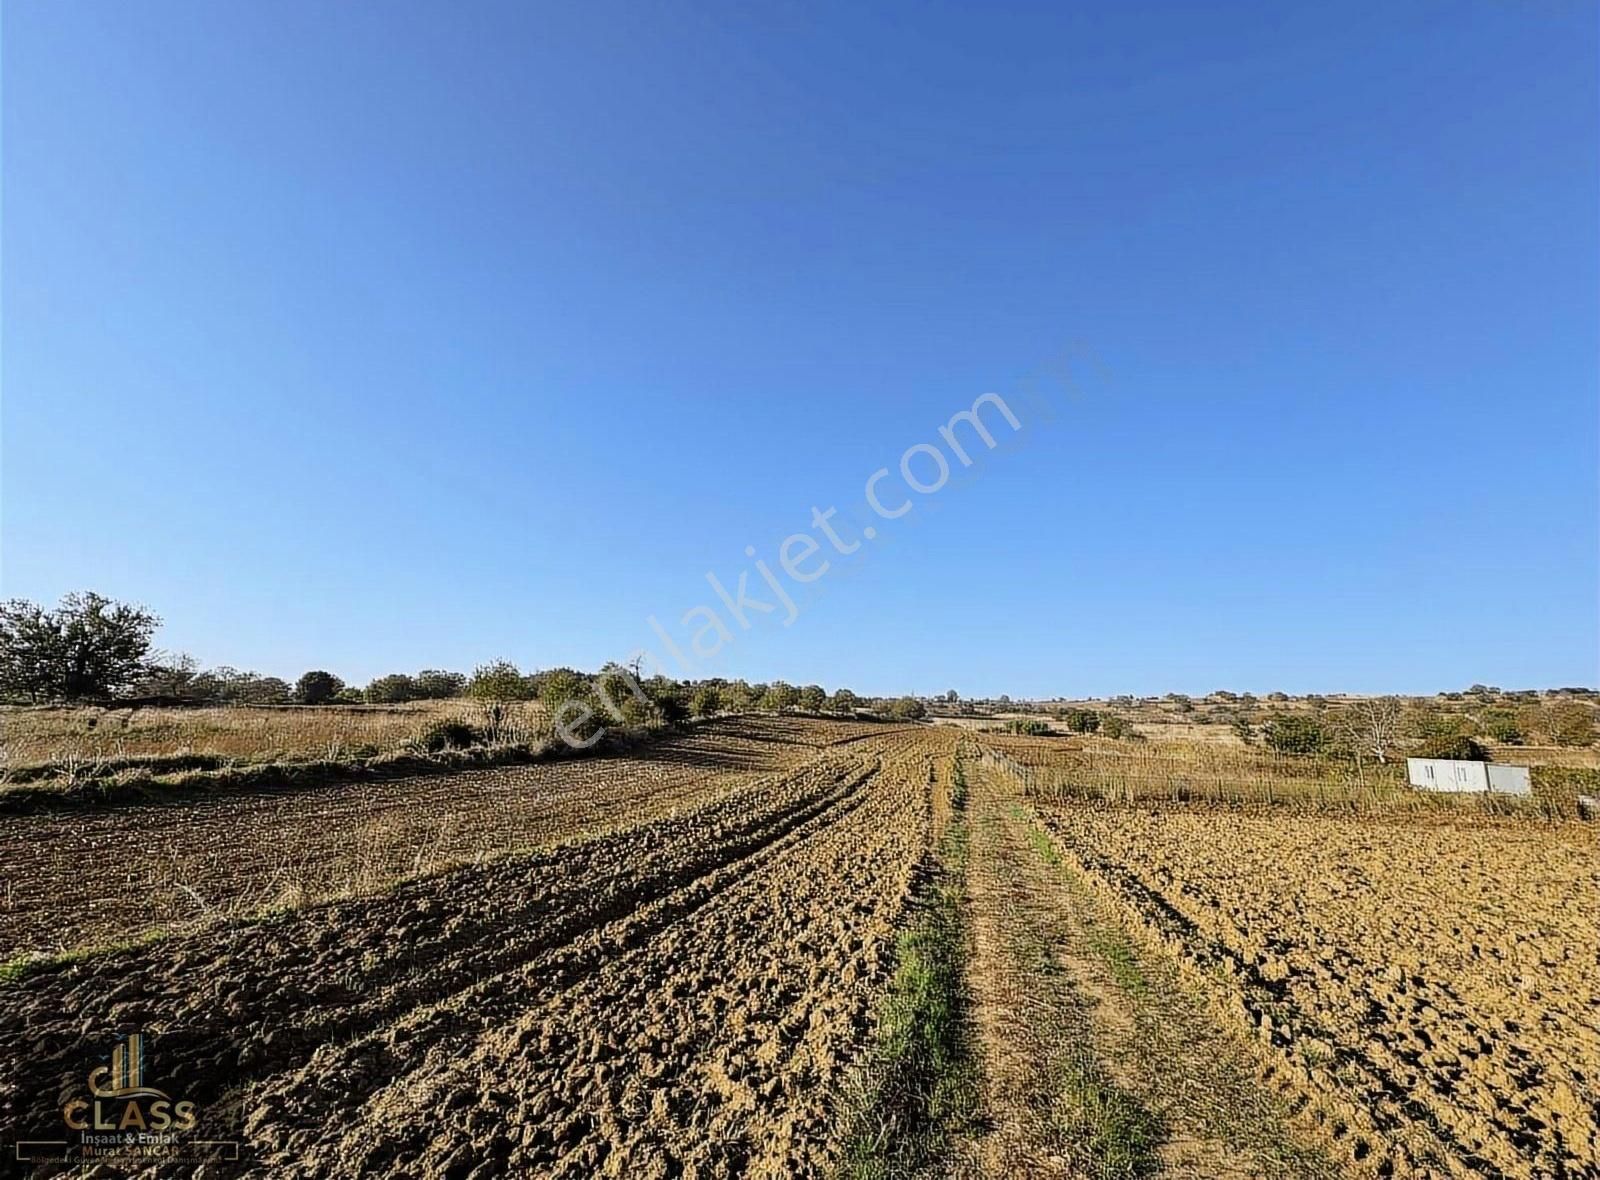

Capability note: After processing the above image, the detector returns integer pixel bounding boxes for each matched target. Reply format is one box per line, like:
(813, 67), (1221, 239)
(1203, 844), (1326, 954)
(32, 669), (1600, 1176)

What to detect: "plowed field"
(1032, 804), (1599, 1178)
(0, 716), (890, 958)
(0, 719), (952, 1177)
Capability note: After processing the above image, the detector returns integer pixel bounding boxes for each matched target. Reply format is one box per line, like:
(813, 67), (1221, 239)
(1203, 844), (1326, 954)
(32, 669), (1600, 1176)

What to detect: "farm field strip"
(1029, 804), (1600, 1178)
(0, 725), (950, 1177)
(0, 716), (889, 958)
(956, 764), (1335, 1178)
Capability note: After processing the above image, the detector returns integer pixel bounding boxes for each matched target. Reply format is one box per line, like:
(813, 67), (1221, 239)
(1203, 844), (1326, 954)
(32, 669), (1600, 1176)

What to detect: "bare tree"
(1333, 696), (1404, 765)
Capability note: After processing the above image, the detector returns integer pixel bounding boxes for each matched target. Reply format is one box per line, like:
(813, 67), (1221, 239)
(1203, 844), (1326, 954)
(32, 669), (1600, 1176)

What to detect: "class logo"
(9, 1029), (245, 1168)
(60, 1032), (199, 1142)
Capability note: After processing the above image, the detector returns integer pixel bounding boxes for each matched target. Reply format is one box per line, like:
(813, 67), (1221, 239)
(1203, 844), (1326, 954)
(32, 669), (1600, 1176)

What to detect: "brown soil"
(0, 722), (954, 1177)
(0, 715), (891, 957)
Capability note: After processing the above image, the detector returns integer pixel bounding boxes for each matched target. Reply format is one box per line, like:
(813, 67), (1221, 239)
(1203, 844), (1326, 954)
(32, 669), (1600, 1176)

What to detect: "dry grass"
(974, 732), (1587, 816)
(0, 699), (526, 771)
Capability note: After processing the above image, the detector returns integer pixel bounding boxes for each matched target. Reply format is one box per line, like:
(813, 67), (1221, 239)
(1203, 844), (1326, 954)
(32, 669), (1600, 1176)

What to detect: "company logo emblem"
(60, 1032), (199, 1137)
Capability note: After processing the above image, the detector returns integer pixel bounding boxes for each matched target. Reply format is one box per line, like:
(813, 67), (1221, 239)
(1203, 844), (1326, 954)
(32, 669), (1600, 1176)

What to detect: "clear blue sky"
(3, 1), (1596, 698)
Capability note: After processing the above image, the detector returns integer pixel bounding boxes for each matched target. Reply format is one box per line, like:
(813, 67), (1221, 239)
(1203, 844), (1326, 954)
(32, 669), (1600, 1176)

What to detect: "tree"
(887, 696), (927, 721)
(1478, 709), (1524, 744)
(690, 684), (723, 718)
(365, 673), (417, 704)
(1100, 714), (1131, 739)
(128, 652), (201, 699)
(761, 682), (800, 712)
(829, 688), (860, 714)
(467, 660), (533, 702)
(1263, 714), (1325, 755)
(798, 684), (827, 712)
(238, 676), (292, 705)
(413, 670), (467, 700)
(945, 690), (959, 703)
(0, 592), (159, 702)
(1058, 707), (1100, 734)
(1332, 696), (1403, 764)
(294, 670), (345, 705)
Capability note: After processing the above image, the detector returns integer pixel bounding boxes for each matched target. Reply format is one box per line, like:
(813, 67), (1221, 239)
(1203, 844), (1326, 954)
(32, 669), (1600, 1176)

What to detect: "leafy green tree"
(467, 660), (533, 702)
(1099, 714), (1130, 739)
(413, 670), (467, 699)
(1058, 707), (1100, 734)
(0, 592), (160, 702)
(294, 670), (345, 705)
(798, 684), (827, 712)
(1263, 714), (1325, 755)
(723, 681), (754, 711)
(365, 673), (417, 703)
(886, 696), (927, 721)
(690, 684), (723, 718)
(829, 688), (860, 714)
(761, 682), (800, 712)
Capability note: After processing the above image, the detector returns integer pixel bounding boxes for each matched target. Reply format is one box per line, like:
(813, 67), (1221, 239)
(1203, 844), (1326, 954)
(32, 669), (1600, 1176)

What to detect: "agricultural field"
(0, 717), (1595, 1178)
(0, 700), (497, 769)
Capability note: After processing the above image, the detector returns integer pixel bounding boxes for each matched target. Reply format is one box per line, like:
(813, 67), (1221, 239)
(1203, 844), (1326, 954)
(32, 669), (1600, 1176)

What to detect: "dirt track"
(0, 721), (950, 1177)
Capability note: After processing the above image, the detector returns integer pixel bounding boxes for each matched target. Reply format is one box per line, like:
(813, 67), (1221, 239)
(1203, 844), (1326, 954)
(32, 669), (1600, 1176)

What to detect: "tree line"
(0, 592), (928, 722)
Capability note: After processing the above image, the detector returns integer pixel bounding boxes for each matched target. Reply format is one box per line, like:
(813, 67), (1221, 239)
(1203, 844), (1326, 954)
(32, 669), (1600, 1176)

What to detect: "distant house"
(1407, 758), (1531, 796)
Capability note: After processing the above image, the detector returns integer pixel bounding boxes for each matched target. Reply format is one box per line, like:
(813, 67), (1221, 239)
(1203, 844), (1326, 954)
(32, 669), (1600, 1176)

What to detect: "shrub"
(1263, 714), (1325, 755)
(1545, 702), (1596, 747)
(1415, 734), (1488, 762)
(1100, 715), (1130, 739)
(1478, 709), (1524, 745)
(1005, 718), (1050, 736)
(798, 684), (827, 712)
(1058, 708), (1100, 734)
(417, 719), (483, 752)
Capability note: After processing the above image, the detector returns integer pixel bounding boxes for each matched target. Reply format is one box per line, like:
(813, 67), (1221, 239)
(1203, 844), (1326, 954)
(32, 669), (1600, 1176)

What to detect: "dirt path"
(958, 765), (1340, 1179)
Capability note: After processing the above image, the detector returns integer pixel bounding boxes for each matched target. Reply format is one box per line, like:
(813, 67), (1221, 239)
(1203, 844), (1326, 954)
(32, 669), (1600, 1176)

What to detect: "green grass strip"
(840, 762), (979, 1178)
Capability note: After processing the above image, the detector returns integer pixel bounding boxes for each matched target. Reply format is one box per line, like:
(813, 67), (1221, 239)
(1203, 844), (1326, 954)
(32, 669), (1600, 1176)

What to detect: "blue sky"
(3, 0), (1596, 697)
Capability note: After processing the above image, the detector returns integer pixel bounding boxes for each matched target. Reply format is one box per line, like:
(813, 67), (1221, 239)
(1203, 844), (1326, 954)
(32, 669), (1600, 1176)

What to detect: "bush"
(798, 684), (827, 712)
(1263, 714), (1325, 755)
(1415, 734), (1488, 762)
(1005, 718), (1050, 736)
(1058, 708), (1100, 734)
(1478, 709), (1524, 745)
(1099, 715), (1130, 739)
(417, 719), (483, 752)
(1545, 702), (1596, 748)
